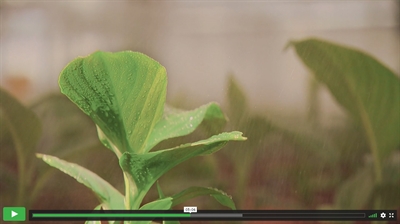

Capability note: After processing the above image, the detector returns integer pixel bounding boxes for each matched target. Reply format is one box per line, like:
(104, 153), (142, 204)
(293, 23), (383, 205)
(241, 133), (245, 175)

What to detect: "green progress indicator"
(32, 213), (191, 218)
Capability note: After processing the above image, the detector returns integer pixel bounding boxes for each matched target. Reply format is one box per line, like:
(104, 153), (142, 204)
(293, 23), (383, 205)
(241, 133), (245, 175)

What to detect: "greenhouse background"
(2, 1), (398, 112)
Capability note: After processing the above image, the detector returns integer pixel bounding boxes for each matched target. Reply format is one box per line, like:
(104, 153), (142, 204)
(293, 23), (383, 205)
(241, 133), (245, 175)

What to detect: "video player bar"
(29, 210), (397, 221)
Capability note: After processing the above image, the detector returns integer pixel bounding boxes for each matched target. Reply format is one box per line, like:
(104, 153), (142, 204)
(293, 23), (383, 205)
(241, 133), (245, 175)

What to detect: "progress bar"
(29, 210), (397, 221)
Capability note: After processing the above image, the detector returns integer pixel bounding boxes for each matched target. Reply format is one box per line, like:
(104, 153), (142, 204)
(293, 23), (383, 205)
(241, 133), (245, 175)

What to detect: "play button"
(3, 207), (26, 221)
(11, 211), (18, 218)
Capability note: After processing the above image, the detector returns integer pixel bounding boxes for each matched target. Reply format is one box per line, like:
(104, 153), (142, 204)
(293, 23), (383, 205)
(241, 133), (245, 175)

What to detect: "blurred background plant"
(0, 90), (123, 224)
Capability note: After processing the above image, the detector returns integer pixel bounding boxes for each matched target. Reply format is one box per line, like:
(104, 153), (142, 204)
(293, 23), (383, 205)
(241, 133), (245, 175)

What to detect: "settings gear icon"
(380, 212), (386, 218)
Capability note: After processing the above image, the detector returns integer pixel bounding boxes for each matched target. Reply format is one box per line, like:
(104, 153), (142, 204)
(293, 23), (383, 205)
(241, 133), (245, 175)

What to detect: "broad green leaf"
(37, 153), (125, 209)
(144, 103), (226, 152)
(120, 131), (246, 209)
(140, 197), (173, 210)
(335, 165), (374, 209)
(289, 38), (400, 163)
(59, 51), (167, 155)
(170, 186), (236, 209)
(0, 88), (42, 205)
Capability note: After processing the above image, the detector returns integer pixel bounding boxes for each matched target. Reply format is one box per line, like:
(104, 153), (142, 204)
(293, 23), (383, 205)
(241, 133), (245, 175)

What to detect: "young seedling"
(37, 51), (246, 224)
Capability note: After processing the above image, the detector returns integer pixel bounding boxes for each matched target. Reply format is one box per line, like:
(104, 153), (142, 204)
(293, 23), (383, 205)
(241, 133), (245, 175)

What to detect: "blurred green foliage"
(0, 90), (117, 224)
(290, 38), (399, 210)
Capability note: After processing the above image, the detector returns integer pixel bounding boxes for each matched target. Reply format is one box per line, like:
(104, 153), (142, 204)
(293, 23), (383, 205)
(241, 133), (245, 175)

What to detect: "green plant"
(37, 51), (246, 223)
(0, 89), (42, 208)
(288, 38), (400, 209)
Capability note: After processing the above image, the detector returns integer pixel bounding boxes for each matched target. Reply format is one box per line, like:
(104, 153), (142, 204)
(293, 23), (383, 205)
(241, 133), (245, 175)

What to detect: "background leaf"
(0, 88), (42, 206)
(0, 88), (42, 156)
(30, 93), (98, 156)
(59, 51), (167, 156)
(144, 103), (226, 152)
(289, 38), (400, 163)
(227, 74), (248, 127)
(334, 165), (374, 209)
(37, 153), (125, 209)
(375, 151), (400, 208)
(170, 186), (236, 209)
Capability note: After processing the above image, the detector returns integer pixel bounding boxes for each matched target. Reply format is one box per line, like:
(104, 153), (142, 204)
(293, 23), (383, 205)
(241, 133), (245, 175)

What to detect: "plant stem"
(123, 173), (133, 209)
(235, 147), (253, 208)
(29, 169), (57, 206)
(342, 76), (383, 208)
(357, 106), (383, 224)
(362, 119), (382, 184)
(16, 144), (26, 206)
(357, 100), (382, 210)
(123, 173), (145, 209)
